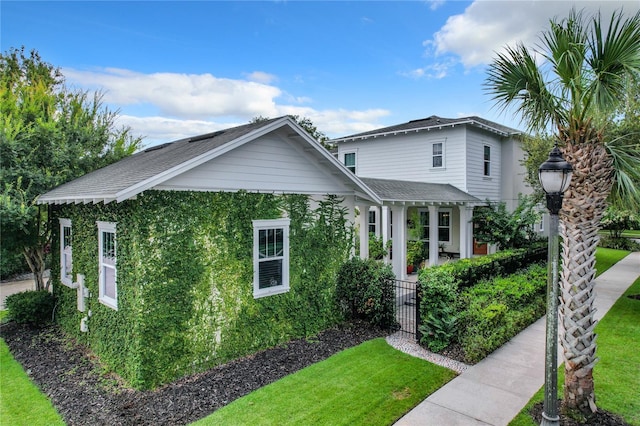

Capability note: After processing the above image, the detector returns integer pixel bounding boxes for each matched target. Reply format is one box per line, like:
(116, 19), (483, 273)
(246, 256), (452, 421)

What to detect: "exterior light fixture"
(538, 144), (573, 426)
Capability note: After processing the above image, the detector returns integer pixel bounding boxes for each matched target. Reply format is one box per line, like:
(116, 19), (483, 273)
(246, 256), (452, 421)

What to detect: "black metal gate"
(392, 279), (421, 341)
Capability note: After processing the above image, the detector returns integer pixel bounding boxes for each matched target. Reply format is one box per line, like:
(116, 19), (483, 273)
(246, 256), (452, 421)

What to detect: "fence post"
(415, 281), (422, 342)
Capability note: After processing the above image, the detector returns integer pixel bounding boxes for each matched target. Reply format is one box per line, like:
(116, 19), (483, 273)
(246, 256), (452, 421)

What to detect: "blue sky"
(2, 1), (638, 146)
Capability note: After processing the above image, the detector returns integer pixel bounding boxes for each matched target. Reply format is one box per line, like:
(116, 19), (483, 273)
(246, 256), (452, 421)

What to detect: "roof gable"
(38, 117), (381, 205)
(331, 115), (522, 143)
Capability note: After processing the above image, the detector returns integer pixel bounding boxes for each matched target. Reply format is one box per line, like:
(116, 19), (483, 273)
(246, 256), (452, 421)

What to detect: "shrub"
(336, 257), (396, 328)
(599, 235), (640, 251)
(417, 267), (459, 351)
(5, 290), (56, 326)
(457, 264), (547, 362)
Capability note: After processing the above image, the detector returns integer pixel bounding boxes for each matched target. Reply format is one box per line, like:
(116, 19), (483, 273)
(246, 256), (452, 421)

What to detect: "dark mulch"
(0, 320), (386, 426)
(530, 401), (630, 426)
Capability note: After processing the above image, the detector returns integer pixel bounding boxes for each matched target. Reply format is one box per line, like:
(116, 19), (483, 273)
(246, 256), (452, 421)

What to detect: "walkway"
(394, 251), (640, 426)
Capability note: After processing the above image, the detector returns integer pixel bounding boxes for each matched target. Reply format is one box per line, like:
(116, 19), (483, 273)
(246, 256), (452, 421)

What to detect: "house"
(38, 116), (380, 389)
(331, 115), (530, 279)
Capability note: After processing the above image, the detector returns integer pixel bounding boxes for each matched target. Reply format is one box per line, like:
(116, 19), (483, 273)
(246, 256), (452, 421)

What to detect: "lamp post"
(538, 145), (573, 426)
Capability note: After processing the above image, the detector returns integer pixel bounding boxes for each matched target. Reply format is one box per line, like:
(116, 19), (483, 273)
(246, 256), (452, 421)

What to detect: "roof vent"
(189, 130), (225, 143)
(144, 142), (172, 153)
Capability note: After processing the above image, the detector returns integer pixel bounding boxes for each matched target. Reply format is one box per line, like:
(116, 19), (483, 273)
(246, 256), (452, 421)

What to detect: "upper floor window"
(98, 221), (117, 310)
(344, 152), (356, 174)
(253, 218), (290, 298)
(484, 145), (491, 176)
(432, 142), (443, 168)
(60, 218), (73, 287)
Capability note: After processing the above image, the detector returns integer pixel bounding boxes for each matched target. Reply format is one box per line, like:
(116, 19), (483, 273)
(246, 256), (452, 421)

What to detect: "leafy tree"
(0, 47), (142, 290)
(600, 206), (639, 238)
(251, 115), (332, 149)
(485, 9), (640, 414)
(472, 196), (541, 250)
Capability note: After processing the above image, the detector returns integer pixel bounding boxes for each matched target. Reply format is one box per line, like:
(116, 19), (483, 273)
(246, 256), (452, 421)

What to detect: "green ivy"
(51, 190), (353, 389)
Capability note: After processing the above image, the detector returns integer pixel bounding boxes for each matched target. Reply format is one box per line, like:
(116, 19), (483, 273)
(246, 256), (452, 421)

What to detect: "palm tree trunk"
(559, 141), (613, 415)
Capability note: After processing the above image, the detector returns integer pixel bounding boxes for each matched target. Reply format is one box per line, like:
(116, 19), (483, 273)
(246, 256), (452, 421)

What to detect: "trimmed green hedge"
(335, 257), (396, 328)
(4, 290), (56, 326)
(457, 264), (547, 362)
(418, 246), (547, 362)
(51, 191), (353, 389)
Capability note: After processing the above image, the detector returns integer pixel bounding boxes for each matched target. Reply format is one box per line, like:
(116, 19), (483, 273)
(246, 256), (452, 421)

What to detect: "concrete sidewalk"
(395, 251), (640, 426)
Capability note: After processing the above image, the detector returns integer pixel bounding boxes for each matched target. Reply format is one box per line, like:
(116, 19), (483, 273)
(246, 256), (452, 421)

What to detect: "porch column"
(358, 204), (370, 259)
(390, 205), (407, 280)
(458, 205), (474, 259)
(428, 205), (439, 266)
(381, 206), (390, 262)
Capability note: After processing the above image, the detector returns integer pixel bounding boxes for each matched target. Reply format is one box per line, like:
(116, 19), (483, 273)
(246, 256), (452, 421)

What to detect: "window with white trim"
(431, 142), (444, 168)
(253, 219), (290, 298)
(344, 152), (356, 174)
(438, 210), (451, 242)
(483, 145), (491, 176)
(60, 219), (73, 287)
(98, 221), (117, 310)
(368, 209), (377, 234)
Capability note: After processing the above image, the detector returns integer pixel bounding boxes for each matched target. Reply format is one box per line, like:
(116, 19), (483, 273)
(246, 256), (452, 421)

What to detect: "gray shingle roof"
(359, 177), (481, 204)
(331, 115), (521, 142)
(39, 117), (285, 204)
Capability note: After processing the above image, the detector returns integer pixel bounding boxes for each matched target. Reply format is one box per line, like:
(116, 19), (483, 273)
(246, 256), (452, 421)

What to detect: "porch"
(356, 178), (485, 280)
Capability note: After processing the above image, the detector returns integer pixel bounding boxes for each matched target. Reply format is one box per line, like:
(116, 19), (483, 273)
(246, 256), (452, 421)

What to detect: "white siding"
(501, 137), (532, 211)
(157, 134), (352, 195)
(338, 127), (468, 191)
(465, 128), (502, 201)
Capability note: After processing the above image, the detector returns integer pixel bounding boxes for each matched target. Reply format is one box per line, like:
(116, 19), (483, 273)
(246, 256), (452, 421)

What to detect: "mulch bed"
(0, 320), (386, 425)
(530, 401), (630, 426)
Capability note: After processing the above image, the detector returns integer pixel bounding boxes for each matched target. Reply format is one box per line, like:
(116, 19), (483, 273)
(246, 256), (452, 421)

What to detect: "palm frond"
(587, 10), (640, 115)
(605, 135), (640, 210)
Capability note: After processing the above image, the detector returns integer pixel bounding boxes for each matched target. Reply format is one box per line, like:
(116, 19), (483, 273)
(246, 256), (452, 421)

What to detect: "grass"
(192, 338), (456, 426)
(594, 247), (630, 276)
(510, 264), (640, 425)
(0, 337), (66, 425)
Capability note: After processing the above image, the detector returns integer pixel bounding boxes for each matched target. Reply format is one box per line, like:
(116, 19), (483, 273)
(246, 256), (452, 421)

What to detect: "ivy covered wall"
(52, 190), (354, 389)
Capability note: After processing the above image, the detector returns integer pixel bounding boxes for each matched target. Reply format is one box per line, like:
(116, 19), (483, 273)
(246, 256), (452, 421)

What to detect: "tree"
(472, 196), (541, 250)
(485, 9), (640, 415)
(0, 47), (142, 290)
(251, 114), (332, 149)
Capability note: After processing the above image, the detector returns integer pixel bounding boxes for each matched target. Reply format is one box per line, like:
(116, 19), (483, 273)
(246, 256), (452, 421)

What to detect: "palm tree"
(485, 8), (640, 415)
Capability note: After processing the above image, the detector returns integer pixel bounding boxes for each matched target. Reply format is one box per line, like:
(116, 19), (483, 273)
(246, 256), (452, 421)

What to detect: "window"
(438, 210), (451, 242)
(484, 145), (491, 176)
(344, 152), (356, 173)
(98, 221), (117, 310)
(60, 219), (73, 287)
(432, 142), (443, 168)
(368, 209), (377, 234)
(419, 210), (430, 240)
(253, 219), (290, 298)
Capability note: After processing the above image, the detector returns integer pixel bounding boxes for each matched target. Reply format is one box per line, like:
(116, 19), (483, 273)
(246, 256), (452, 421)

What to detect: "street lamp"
(538, 145), (573, 426)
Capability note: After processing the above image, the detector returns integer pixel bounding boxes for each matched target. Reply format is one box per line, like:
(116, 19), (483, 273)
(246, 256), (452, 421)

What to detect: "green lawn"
(510, 275), (640, 425)
(594, 248), (630, 276)
(192, 338), (456, 426)
(0, 338), (65, 425)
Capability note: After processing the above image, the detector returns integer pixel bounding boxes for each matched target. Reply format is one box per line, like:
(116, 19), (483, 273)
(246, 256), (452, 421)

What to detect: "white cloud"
(116, 115), (238, 146)
(429, 0), (640, 68)
(64, 67), (392, 144)
(64, 67), (282, 119)
(244, 71), (278, 84)
(426, 0), (445, 11)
